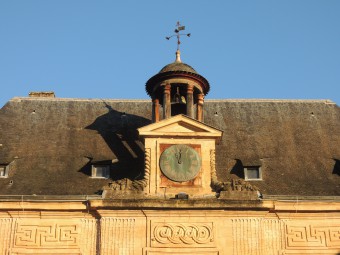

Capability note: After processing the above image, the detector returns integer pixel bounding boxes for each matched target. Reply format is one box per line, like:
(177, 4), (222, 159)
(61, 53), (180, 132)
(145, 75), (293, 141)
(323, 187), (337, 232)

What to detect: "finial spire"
(166, 21), (191, 51)
(175, 50), (181, 63)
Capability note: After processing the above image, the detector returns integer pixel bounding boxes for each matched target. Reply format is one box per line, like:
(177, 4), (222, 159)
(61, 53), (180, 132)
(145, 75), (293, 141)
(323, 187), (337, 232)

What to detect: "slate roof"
(0, 97), (339, 196)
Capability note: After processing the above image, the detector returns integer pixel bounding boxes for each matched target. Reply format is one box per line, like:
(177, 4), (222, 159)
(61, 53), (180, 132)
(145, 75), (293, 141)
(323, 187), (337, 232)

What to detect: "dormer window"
(91, 165), (110, 178)
(0, 165), (9, 178)
(244, 166), (262, 181)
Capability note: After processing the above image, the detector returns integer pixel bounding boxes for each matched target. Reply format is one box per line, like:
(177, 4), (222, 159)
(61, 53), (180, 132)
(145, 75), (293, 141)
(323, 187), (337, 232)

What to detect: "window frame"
(91, 165), (110, 179)
(244, 166), (262, 181)
(0, 165), (9, 178)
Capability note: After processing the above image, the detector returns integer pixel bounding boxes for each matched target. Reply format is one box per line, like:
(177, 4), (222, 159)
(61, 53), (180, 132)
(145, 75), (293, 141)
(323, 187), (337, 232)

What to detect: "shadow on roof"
(333, 159), (340, 176)
(229, 159), (245, 179)
(82, 102), (151, 181)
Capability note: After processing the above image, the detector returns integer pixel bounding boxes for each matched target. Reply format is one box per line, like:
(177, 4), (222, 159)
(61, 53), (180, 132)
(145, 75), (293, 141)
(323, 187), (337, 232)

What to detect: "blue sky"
(0, 1), (339, 107)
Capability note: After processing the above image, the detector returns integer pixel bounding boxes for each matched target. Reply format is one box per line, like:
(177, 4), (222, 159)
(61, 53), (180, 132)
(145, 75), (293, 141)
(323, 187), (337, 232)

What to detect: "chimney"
(29, 92), (55, 98)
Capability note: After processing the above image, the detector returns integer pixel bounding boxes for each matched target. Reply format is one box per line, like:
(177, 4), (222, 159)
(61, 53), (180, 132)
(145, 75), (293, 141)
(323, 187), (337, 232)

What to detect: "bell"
(171, 87), (186, 104)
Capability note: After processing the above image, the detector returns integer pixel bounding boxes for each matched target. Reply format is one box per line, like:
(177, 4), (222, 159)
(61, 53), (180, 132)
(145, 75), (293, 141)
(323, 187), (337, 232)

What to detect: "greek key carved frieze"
(286, 225), (340, 248)
(151, 222), (214, 248)
(14, 223), (79, 247)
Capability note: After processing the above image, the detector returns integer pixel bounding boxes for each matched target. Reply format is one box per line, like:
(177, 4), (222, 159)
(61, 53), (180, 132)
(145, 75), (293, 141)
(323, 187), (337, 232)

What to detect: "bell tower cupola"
(146, 50), (210, 122)
(145, 23), (210, 123)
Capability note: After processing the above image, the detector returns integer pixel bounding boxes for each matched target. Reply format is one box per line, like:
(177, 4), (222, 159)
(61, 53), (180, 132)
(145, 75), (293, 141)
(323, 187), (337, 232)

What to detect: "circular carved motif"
(153, 223), (213, 245)
(159, 144), (201, 182)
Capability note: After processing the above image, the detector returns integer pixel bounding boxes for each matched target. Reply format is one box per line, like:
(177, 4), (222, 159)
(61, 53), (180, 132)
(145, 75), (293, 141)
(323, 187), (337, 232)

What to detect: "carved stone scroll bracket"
(210, 149), (219, 188)
(102, 148), (152, 198)
(210, 150), (260, 200)
(142, 147), (151, 191)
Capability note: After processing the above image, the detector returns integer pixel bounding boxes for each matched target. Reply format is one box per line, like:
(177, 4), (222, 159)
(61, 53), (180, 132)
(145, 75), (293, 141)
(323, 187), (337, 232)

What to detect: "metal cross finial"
(166, 21), (191, 50)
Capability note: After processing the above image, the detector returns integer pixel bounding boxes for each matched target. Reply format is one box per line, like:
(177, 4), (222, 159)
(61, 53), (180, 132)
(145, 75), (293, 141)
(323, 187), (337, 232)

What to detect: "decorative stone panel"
(100, 218), (136, 255)
(0, 218), (16, 254)
(14, 223), (79, 248)
(0, 215), (96, 255)
(144, 248), (219, 255)
(13, 218), (96, 255)
(151, 222), (215, 248)
(285, 222), (340, 252)
(232, 218), (284, 255)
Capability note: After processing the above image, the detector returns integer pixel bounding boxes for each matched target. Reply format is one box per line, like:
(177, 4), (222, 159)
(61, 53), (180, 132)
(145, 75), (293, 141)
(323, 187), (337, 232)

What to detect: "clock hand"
(175, 149), (182, 164)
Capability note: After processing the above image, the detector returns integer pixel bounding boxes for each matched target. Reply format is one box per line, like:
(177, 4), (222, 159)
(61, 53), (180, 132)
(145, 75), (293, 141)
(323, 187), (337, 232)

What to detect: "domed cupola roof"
(159, 62), (197, 74)
(146, 50), (210, 97)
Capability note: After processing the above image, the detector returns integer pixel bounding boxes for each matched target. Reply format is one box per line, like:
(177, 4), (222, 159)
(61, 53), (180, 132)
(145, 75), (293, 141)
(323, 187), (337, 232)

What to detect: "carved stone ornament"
(286, 225), (340, 249)
(152, 223), (214, 247)
(102, 148), (152, 197)
(217, 179), (259, 192)
(210, 150), (258, 191)
(15, 223), (79, 248)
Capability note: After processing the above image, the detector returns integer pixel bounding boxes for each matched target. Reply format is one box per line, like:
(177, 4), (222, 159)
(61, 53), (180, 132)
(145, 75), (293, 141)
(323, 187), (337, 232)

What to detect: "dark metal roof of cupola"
(145, 50), (210, 96)
(159, 62), (197, 74)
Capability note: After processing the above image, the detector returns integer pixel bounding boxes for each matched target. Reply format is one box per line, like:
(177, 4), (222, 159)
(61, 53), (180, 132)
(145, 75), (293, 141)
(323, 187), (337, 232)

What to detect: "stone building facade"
(0, 50), (339, 254)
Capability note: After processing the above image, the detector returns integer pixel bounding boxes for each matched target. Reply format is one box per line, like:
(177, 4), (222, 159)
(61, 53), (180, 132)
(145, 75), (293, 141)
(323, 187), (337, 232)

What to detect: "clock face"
(159, 144), (201, 182)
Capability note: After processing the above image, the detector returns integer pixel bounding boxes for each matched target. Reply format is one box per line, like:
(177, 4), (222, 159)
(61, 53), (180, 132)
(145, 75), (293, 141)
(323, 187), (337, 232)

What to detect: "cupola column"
(197, 93), (204, 121)
(152, 98), (160, 122)
(163, 83), (171, 119)
(186, 84), (194, 118)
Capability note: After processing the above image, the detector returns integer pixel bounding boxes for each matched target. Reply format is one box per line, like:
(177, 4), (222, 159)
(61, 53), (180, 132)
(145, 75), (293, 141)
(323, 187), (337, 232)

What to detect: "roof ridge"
(9, 97), (336, 105)
(205, 99), (335, 104)
(10, 97), (151, 102)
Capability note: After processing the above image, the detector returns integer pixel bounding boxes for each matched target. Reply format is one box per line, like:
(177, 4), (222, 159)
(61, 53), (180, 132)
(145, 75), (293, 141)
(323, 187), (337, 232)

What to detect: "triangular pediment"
(138, 115), (223, 140)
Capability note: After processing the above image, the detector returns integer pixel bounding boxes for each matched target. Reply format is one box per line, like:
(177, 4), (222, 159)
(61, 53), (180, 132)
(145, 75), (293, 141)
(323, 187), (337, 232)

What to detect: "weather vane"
(166, 21), (191, 50)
